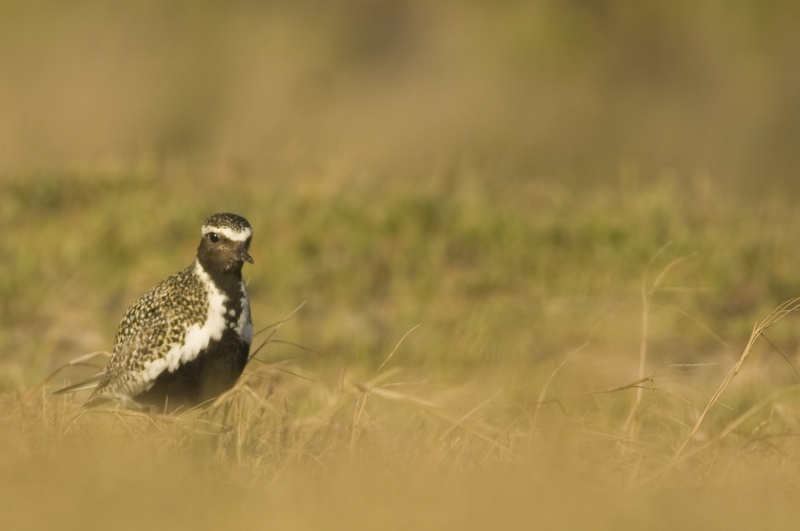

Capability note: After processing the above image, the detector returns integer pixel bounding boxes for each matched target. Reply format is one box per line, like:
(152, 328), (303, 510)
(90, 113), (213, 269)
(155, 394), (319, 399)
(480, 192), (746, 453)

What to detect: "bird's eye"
(208, 232), (220, 243)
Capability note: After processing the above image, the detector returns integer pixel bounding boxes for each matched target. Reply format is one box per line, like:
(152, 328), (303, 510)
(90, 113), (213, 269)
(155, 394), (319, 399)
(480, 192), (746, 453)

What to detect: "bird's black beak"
(239, 246), (254, 264)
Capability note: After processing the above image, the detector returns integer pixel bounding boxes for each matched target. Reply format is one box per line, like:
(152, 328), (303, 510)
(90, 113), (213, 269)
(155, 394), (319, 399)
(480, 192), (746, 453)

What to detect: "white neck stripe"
(202, 226), (252, 242)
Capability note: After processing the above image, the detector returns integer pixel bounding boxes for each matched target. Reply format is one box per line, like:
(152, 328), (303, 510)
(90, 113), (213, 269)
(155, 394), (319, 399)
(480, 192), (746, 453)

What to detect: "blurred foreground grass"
(3, 169), (800, 529)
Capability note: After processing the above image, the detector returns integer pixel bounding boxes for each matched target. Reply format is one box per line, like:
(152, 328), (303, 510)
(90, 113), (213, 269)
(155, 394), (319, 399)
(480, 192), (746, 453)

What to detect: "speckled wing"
(87, 266), (208, 404)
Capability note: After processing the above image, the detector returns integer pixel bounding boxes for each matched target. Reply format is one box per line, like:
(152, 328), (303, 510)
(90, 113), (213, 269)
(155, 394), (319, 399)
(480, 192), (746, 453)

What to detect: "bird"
(54, 212), (255, 412)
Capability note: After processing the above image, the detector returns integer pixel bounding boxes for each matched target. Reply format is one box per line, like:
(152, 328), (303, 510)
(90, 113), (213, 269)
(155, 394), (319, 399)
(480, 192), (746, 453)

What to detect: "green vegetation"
(3, 1), (800, 529)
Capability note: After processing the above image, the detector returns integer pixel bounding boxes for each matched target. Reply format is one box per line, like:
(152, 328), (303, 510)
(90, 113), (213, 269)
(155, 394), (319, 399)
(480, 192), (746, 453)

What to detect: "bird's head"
(197, 213), (253, 274)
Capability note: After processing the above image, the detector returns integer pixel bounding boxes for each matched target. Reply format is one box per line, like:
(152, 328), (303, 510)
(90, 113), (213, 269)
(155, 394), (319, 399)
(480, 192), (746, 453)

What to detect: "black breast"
(135, 329), (250, 411)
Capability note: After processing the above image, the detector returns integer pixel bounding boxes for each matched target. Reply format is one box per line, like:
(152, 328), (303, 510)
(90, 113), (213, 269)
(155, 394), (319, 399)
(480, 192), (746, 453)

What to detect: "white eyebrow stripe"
(202, 226), (252, 242)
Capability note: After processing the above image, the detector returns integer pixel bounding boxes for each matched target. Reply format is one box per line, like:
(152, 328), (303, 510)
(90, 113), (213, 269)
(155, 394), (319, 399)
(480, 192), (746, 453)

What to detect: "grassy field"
(4, 2), (800, 530)
(4, 171), (800, 529)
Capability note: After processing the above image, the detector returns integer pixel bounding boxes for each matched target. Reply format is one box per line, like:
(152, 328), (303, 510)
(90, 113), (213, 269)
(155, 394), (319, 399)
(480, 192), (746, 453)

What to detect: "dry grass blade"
(29, 351), (111, 406)
(347, 326), (422, 445)
(438, 391), (502, 440)
(639, 382), (800, 486)
(377, 324), (421, 371)
(673, 296), (800, 460)
(355, 383), (441, 410)
(625, 248), (693, 435)
(359, 383), (513, 455)
(42, 351), (111, 388)
(246, 363), (317, 383)
(758, 332), (800, 380)
(532, 343), (586, 426)
(248, 301), (307, 363)
(535, 375), (655, 407)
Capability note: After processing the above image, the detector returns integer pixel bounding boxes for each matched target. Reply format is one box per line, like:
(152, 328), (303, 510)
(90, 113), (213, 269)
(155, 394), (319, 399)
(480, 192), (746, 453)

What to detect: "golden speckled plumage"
(88, 264), (212, 403)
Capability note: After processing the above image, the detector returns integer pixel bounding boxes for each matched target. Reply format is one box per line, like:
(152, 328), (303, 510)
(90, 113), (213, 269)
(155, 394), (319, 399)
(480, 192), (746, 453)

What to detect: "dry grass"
(5, 172), (800, 528)
(6, 171), (800, 529)
(5, 290), (800, 529)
